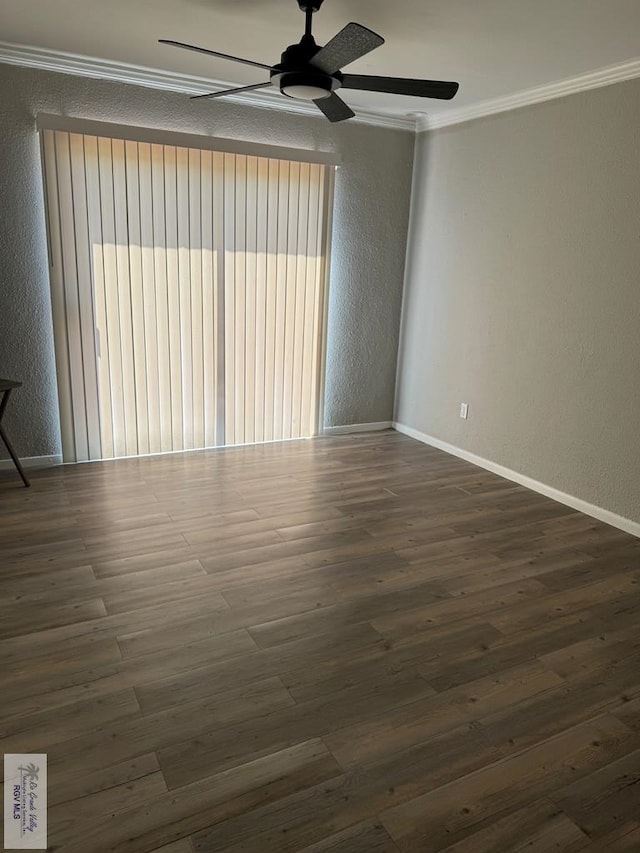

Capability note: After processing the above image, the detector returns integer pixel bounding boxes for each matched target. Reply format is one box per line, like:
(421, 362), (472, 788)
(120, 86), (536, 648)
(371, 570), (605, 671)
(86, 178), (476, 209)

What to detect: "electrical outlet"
(460, 402), (469, 420)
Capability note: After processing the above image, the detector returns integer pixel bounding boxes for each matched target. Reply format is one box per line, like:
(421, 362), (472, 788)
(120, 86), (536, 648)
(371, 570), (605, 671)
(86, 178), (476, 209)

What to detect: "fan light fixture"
(279, 71), (333, 101)
(282, 83), (331, 101)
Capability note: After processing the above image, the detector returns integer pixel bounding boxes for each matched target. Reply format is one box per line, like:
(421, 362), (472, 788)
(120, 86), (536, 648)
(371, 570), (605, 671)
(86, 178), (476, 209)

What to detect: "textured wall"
(0, 63), (413, 458)
(396, 77), (640, 523)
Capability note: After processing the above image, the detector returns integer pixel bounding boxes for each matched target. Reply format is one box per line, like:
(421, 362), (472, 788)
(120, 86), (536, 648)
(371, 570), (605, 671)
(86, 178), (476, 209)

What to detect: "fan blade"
(159, 39), (275, 71)
(341, 74), (459, 100)
(313, 92), (355, 123)
(191, 82), (272, 101)
(310, 23), (384, 74)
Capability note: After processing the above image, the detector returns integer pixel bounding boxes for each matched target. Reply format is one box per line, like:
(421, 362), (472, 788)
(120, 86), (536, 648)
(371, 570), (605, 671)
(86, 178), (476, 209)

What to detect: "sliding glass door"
(41, 128), (334, 462)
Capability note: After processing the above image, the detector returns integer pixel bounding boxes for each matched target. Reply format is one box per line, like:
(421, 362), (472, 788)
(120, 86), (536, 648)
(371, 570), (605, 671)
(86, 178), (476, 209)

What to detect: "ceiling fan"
(160, 0), (459, 123)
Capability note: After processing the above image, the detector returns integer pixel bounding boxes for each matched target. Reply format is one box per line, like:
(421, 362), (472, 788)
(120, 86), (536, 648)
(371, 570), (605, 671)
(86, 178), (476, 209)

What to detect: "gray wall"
(396, 77), (640, 523)
(0, 63), (414, 458)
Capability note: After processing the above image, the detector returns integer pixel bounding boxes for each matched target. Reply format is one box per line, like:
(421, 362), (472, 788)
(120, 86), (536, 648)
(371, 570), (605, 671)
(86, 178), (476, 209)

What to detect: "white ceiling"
(2, 0), (640, 122)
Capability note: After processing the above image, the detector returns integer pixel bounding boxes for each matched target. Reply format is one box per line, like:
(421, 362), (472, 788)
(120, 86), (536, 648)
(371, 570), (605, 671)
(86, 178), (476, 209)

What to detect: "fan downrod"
(297, 0), (325, 39)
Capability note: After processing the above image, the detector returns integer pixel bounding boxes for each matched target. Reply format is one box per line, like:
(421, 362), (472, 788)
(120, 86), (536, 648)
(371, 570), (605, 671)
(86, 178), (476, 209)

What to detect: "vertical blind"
(41, 129), (334, 462)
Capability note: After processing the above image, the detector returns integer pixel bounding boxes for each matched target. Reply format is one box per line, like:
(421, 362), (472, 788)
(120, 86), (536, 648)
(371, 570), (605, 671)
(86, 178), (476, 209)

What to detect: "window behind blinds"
(41, 128), (334, 462)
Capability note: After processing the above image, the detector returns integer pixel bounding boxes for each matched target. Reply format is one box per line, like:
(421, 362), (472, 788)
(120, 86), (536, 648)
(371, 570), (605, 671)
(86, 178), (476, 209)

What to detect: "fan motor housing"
(278, 38), (320, 68)
(272, 37), (341, 100)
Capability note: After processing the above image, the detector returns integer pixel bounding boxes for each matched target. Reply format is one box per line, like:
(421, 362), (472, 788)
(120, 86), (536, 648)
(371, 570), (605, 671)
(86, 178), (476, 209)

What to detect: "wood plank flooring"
(1, 430), (640, 852)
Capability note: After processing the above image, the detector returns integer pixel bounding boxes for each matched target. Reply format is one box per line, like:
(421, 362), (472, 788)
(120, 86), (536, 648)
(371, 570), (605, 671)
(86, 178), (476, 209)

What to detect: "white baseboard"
(0, 454), (62, 471)
(323, 421), (393, 436)
(393, 422), (640, 539)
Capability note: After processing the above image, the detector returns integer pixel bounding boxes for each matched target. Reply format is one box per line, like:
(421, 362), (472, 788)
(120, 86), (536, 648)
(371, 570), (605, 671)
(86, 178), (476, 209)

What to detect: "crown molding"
(0, 40), (416, 132)
(417, 57), (640, 132)
(4, 40), (639, 136)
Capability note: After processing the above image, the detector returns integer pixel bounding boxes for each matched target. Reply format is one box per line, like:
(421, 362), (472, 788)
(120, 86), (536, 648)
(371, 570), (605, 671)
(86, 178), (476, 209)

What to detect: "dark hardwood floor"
(1, 430), (639, 852)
